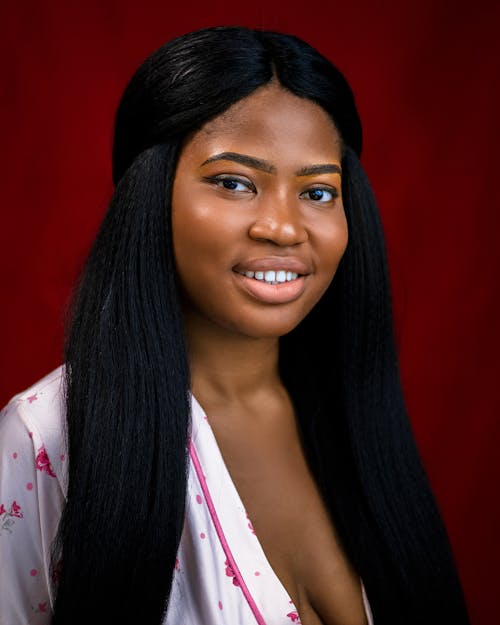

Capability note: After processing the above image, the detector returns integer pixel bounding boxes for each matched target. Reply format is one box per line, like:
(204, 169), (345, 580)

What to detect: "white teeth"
(239, 269), (300, 283)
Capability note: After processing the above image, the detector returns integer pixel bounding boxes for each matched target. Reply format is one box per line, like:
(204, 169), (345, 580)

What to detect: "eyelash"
(300, 187), (339, 203)
(205, 175), (255, 193)
(204, 175), (339, 203)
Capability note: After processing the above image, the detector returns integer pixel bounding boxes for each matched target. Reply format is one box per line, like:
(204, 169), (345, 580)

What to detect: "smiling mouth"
(235, 269), (301, 285)
(233, 269), (307, 304)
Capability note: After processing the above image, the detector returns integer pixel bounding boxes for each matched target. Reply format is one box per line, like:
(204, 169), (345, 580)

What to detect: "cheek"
(315, 212), (349, 277)
(172, 190), (201, 288)
(171, 191), (245, 295)
(172, 184), (217, 257)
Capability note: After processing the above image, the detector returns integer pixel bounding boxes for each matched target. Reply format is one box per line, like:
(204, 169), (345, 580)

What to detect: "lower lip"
(233, 272), (307, 304)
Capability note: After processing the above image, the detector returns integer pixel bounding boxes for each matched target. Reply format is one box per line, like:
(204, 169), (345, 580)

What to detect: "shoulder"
(0, 367), (66, 620)
(3, 365), (66, 414)
(1, 365), (67, 494)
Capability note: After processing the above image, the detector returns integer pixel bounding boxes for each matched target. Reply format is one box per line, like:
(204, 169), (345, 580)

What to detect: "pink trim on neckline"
(189, 440), (267, 625)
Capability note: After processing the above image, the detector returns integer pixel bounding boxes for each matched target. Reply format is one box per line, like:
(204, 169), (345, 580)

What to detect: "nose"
(248, 198), (308, 247)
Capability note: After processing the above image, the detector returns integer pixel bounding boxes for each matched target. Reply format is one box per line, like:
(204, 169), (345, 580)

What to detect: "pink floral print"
(31, 602), (47, 613)
(35, 445), (56, 477)
(224, 558), (240, 586)
(246, 512), (256, 535)
(287, 599), (302, 623)
(10, 501), (22, 517)
(0, 500), (23, 534)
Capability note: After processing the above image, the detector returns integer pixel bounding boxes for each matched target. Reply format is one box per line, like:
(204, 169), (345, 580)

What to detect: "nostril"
(248, 219), (308, 246)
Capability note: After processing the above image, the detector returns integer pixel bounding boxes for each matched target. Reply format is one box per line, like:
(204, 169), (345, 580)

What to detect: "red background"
(1, 2), (498, 623)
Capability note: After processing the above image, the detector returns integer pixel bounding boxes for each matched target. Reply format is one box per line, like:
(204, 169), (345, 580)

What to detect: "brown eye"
(301, 187), (338, 203)
(221, 179), (241, 190)
(206, 175), (255, 193)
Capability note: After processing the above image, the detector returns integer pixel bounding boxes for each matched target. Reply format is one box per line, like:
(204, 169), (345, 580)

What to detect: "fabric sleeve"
(0, 397), (64, 625)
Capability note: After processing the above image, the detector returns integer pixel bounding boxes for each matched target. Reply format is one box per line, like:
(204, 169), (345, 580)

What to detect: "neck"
(183, 311), (281, 405)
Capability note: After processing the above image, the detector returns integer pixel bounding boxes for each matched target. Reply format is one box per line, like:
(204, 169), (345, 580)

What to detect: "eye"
(205, 175), (255, 193)
(301, 187), (339, 203)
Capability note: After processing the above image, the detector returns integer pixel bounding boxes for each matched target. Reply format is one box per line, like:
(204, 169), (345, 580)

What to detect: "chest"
(207, 407), (368, 625)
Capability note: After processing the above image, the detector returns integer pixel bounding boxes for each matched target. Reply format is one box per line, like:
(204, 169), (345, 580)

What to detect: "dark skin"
(172, 83), (367, 625)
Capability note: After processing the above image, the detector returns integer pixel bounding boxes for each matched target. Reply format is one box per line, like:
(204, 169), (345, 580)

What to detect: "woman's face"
(171, 83), (348, 339)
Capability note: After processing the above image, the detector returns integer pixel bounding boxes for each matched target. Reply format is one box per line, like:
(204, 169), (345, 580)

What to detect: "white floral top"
(0, 366), (374, 625)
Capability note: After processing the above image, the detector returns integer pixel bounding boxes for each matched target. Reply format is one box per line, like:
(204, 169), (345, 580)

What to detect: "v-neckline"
(189, 393), (298, 619)
(189, 393), (373, 625)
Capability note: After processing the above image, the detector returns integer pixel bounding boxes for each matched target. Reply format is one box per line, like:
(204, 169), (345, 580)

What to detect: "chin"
(228, 314), (304, 339)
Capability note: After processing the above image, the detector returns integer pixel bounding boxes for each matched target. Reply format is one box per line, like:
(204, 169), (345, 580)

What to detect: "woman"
(0, 26), (470, 625)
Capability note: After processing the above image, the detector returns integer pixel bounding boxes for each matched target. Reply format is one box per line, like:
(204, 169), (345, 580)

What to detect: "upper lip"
(233, 256), (311, 275)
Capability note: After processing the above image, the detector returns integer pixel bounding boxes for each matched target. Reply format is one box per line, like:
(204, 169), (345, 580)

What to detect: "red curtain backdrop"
(1, 2), (498, 623)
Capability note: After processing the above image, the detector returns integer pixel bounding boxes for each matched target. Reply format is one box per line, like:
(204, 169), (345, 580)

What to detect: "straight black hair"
(53, 26), (470, 625)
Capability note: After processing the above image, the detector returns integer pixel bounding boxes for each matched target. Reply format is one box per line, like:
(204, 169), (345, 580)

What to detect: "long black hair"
(53, 26), (470, 625)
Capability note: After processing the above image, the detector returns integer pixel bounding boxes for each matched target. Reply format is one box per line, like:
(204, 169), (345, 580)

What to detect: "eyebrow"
(201, 152), (342, 176)
(295, 163), (342, 176)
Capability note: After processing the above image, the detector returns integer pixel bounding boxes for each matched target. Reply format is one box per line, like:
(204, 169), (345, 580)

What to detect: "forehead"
(181, 83), (343, 165)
